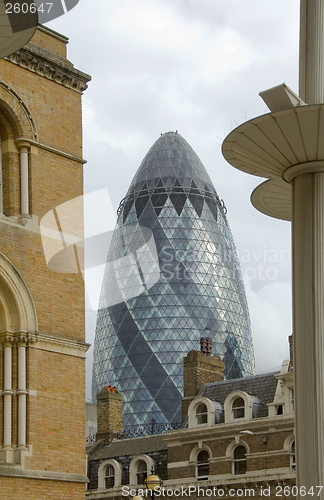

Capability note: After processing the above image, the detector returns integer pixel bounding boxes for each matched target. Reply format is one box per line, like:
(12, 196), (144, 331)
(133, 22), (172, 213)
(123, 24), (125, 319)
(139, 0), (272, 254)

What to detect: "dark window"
(196, 403), (208, 425)
(233, 445), (247, 475)
(136, 461), (147, 485)
(232, 397), (245, 419)
(197, 450), (209, 479)
(291, 441), (296, 472)
(104, 465), (115, 489)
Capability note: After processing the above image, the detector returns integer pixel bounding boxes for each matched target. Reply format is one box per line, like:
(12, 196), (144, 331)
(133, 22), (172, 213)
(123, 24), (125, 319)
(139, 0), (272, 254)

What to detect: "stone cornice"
(34, 333), (90, 358)
(0, 463), (88, 483)
(4, 43), (91, 93)
(165, 415), (294, 445)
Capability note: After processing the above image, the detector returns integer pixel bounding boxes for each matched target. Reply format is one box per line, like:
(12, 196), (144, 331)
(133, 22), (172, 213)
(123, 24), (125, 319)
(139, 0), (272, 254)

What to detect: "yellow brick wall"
(30, 26), (68, 58)
(0, 25), (89, 500)
(0, 477), (85, 499)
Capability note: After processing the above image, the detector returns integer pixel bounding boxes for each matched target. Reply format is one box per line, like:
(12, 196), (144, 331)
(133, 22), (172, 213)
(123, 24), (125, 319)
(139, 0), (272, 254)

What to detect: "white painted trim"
(98, 459), (122, 490)
(188, 397), (216, 428)
(167, 461), (190, 469)
(224, 391), (253, 423)
(129, 455), (154, 486)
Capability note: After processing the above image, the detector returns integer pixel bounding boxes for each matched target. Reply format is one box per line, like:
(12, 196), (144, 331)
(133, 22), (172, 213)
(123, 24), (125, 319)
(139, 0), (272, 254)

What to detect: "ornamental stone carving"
(5, 45), (90, 93)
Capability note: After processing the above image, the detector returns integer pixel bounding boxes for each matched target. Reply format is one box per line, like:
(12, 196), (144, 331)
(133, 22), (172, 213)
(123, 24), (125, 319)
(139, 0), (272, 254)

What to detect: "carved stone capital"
(0, 332), (15, 347)
(0, 331), (38, 346)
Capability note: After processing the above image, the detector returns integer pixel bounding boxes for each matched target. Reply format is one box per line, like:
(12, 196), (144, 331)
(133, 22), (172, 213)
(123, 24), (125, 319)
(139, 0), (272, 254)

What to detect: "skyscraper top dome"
(119, 131), (225, 223)
(93, 132), (255, 429)
(128, 131), (215, 191)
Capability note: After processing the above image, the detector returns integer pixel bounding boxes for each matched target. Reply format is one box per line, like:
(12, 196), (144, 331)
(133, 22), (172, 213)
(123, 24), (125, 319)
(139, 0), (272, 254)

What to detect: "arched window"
(233, 445), (247, 475)
(196, 450), (209, 480)
(104, 465), (115, 489)
(232, 397), (245, 419)
(290, 441), (296, 472)
(136, 460), (147, 485)
(196, 403), (208, 425)
(98, 459), (122, 490)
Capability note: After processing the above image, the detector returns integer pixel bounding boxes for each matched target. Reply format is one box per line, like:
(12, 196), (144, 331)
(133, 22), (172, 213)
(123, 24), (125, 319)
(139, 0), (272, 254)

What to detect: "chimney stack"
(96, 385), (123, 444)
(181, 344), (224, 423)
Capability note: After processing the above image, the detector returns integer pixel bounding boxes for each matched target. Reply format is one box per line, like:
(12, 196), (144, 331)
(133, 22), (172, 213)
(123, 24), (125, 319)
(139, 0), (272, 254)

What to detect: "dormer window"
(129, 455), (154, 486)
(196, 403), (208, 425)
(136, 460), (147, 485)
(224, 391), (259, 423)
(104, 465), (115, 489)
(232, 397), (245, 419)
(98, 459), (121, 490)
(188, 397), (222, 428)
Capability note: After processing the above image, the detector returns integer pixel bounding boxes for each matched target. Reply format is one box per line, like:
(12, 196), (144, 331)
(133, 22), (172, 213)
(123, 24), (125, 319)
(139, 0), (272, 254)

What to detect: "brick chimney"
(181, 341), (225, 423)
(96, 385), (123, 444)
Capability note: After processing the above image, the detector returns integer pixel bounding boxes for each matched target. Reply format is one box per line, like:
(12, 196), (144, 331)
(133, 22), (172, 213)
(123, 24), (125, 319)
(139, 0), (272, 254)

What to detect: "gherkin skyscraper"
(92, 132), (255, 428)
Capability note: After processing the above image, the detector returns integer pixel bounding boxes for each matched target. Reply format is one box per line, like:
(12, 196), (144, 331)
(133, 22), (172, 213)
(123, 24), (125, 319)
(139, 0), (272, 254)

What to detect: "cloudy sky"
(48, 0), (299, 398)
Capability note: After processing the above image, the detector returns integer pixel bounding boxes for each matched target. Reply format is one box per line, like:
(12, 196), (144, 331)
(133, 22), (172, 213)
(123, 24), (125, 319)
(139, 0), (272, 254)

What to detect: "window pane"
(234, 459), (247, 475)
(233, 446), (246, 475)
(197, 464), (209, 477)
(291, 441), (296, 471)
(196, 404), (208, 424)
(137, 461), (147, 485)
(234, 446), (246, 460)
(105, 465), (115, 489)
(197, 450), (209, 478)
(233, 398), (245, 419)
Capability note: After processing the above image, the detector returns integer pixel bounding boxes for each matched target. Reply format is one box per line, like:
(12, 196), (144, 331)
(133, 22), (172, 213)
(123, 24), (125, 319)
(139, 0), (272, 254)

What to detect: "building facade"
(87, 344), (295, 500)
(0, 26), (90, 499)
(92, 132), (255, 428)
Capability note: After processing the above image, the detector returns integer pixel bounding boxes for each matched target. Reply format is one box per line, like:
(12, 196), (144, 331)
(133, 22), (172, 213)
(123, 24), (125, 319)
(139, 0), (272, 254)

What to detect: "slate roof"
(90, 434), (167, 461)
(200, 371), (280, 420)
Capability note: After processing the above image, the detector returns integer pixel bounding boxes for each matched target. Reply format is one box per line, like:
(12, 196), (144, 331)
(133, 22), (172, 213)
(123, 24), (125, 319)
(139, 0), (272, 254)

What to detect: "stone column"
(16, 140), (30, 217)
(17, 334), (28, 450)
(1, 334), (14, 450)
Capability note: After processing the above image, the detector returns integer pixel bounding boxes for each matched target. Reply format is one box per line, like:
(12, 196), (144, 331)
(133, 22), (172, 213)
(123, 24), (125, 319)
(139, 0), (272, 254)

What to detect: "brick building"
(87, 341), (295, 500)
(0, 26), (90, 499)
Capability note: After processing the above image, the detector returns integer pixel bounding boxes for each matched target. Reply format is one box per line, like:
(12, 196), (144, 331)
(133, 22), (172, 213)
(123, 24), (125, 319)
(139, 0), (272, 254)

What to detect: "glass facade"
(92, 132), (255, 428)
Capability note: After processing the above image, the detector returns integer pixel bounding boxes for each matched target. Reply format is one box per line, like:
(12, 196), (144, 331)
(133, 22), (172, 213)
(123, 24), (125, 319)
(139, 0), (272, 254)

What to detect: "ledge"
(0, 463), (88, 483)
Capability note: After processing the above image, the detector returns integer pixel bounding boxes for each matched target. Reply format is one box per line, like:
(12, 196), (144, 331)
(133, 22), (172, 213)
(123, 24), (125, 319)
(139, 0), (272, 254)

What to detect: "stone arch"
(98, 459), (122, 489)
(188, 397), (217, 428)
(189, 443), (212, 463)
(129, 455), (155, 485)
(0, 81), (38, 142)
(0, 251), (37, 333)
